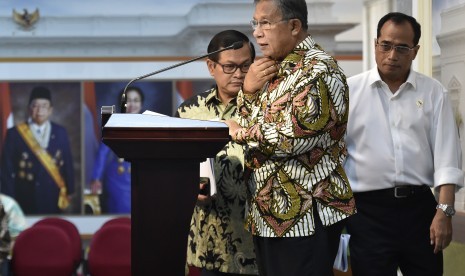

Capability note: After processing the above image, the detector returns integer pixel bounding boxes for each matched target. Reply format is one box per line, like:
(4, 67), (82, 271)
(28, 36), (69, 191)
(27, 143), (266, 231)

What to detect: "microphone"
(120, 41), (244, 113)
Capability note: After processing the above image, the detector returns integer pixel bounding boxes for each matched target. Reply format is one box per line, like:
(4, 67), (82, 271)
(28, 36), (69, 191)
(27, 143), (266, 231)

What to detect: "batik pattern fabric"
(176, 88), (257, 274)
(0, 194), (27, 238)
(0, 203), (11, 268)
(235, 35), (356, 238)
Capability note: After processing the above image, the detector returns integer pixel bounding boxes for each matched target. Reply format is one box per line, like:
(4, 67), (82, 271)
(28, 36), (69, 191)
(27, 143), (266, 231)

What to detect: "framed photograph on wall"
(1, 82), (82, 215)
(82, 81), (173, 215)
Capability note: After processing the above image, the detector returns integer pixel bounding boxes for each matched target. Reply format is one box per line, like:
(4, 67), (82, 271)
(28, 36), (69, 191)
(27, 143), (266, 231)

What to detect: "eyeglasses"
(250, 19), (288, 30)
(31, 104), (51, 110)
(376, 41), (417, 55)
(214, 61), (251, 74)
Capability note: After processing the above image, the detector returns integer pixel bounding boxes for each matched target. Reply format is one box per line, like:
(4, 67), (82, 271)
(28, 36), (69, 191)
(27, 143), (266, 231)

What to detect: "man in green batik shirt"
(175, 30), (258, 276)
(225, 1), (356, 275)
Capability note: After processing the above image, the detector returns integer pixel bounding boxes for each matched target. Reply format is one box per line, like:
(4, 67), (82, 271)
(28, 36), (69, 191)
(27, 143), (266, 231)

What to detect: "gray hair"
(254, 0), (308, 30)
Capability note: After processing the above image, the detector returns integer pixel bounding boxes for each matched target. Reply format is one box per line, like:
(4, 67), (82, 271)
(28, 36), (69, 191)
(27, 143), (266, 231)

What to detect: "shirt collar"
(203, 86), (217, 103)
(405, 69), (417, 89)
(277, 35), (320, 78)
(368, 67), (382, 86)
(205, 86), (238, 105)
(369, 67), (417, 90)
(28, 117), (49, 131)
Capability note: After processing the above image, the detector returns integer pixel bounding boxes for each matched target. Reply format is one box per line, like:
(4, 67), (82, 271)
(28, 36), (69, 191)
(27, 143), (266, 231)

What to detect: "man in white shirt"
(344, 12), (464, 276)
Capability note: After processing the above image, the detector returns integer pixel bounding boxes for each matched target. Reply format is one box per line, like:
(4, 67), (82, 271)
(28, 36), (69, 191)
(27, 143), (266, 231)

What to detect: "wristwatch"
(436, 204), (456, 217)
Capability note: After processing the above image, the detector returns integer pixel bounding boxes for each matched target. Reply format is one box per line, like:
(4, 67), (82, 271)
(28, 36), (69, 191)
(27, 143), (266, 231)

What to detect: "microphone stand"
(120, 41), (244, 113)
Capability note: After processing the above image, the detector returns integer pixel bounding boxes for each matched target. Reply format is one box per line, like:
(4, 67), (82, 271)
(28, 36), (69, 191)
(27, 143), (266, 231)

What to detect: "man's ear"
(206, 59), (216, 77)
(290, 19), (302, 35)
(412, 45), (420, 60)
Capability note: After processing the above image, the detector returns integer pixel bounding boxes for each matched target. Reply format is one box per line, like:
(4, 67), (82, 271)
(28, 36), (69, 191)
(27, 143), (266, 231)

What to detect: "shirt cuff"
(239, 88), (259, 104)
(434, 167), (465, 190)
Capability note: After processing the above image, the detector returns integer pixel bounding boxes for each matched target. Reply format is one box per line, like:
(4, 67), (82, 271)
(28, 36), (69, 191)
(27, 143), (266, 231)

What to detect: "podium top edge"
(104, 113), (228, 129)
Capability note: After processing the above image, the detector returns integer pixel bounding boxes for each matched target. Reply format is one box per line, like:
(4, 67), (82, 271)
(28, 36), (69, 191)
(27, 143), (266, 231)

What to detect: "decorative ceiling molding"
(0, 1), (359, 58)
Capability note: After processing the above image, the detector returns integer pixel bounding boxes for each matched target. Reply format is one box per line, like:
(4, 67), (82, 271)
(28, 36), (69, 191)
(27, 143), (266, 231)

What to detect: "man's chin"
(33, 119), (47, 125)
(228, 88), (242, 94)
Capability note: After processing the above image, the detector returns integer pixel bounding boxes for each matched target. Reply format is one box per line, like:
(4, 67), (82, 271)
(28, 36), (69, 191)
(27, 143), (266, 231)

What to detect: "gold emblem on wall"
(12, 8), (40, 29)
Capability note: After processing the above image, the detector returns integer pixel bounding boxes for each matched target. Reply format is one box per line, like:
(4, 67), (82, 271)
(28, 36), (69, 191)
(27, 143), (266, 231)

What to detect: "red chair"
(34, 217), (82, 272)
(87, 224), (131, 276)
(12, 225), (75, 276)
(188, 266), (201, 276)
(101, 216), (131, 228)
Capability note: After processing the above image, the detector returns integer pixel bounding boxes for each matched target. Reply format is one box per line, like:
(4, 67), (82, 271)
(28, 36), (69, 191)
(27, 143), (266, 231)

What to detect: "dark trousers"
(346, 186), (443, 276)
(253, 207), (345, 276)
(0, 259), (10, 276)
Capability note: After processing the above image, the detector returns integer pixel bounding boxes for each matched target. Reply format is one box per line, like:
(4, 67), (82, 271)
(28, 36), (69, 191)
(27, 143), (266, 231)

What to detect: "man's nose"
(253, 28), (262, 38)
(387, 48), (399, 60)
(232, 67), (244, 77)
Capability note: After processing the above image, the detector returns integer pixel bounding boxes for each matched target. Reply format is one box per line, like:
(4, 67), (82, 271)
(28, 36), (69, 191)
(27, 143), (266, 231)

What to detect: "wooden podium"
(102, 113), (230, 275)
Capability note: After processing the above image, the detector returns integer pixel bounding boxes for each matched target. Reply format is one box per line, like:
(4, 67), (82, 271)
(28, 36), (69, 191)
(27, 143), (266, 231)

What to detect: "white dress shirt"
(28, 118), (51, 149)
(344, 67), (464, 192)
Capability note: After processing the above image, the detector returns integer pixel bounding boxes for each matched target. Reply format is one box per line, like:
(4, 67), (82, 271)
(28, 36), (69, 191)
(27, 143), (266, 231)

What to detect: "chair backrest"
(101, 216), (131, 228)
(12, 225), (75, 276)
(87, 224), (131, 276)
(34, 217), (82, 270)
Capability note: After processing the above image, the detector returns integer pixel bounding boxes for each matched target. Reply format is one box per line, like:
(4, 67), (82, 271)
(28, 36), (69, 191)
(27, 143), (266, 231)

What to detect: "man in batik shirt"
(225, 1), (356, 275)
(176, 30), (258, 275)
